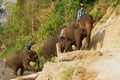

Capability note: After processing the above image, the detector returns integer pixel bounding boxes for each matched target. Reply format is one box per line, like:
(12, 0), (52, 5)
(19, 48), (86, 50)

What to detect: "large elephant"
(40, 37), (64, 61)
(2, 50), (40, 76)
(63, 14), (93, 52)
(63, 20), (86, 52)
(76, 14), (93, 50)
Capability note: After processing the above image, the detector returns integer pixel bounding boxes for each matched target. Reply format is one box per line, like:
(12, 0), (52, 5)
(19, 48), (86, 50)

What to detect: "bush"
(91, 8), (103, 20)
(115, 4), (120, 15)
(62, 67), (74, 80)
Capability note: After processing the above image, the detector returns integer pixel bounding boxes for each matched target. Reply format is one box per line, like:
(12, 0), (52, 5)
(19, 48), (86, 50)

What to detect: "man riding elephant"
(76, 14), (93, 50)
(61, 13), (93, 52)
(26, 40), (35, 54)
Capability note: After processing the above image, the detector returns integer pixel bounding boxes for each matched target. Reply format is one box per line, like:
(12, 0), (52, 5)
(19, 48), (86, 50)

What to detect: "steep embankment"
(91, 5), (120, 50)
(35, 5), (120, 80)
(11, 4), (120, 80)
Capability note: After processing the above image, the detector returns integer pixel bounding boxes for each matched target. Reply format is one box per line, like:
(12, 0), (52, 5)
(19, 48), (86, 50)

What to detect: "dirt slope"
(36, 4), (120, 80)
(91, 5), (120, 50)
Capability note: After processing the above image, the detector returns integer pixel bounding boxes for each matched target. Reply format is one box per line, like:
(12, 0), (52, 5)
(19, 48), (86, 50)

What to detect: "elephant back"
(40, 37), (59, 61)
(6, 52), (23, 69)
(65, 20), (76, 41)
(78, 14), (93, 29)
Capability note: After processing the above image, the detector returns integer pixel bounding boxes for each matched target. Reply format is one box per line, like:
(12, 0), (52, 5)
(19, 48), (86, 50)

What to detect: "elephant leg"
(76, 38), (81, 50)
(20, 67), (25, 75)
(65, 41), (71, 52)
(69, 45), (73, 51)
(13, 68), (19, 76)
(75, 30), (82, 50)
(85, 30), (91, 50)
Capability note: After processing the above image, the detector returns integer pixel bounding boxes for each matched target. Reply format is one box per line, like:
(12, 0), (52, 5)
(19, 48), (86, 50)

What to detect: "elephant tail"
(2, 59), (7, 75)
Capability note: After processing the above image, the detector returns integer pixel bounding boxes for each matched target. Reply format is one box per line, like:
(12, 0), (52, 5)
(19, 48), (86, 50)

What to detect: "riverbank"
(0, 59), (16, 80)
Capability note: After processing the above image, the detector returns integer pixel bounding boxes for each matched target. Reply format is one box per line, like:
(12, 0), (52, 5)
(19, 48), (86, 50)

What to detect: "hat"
(80, 3), (84, 6)
(80, 3), (84, 8)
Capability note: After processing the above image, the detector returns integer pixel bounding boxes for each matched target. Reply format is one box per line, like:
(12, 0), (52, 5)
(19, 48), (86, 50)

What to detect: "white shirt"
(60, 29), (65, 37)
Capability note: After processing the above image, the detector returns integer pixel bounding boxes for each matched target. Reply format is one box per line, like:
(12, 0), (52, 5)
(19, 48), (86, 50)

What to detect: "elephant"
(76, 14), (93, 50)
(2, 50), (40, 76)
(63, 20), (76, 52)
(40, 37), (64, 61)
(63, 20), (87, 52)
(63, 14), (93, 52)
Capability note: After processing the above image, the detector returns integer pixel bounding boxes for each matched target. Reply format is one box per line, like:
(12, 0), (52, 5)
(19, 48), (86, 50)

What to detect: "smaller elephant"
(2, 50), (40, 76)
(40, 37), (64, 61)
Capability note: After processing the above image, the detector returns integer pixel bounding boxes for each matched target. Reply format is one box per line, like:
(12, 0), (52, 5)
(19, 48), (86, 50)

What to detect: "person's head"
(63, 26), (67, 29)
(80, 6), (84, 10)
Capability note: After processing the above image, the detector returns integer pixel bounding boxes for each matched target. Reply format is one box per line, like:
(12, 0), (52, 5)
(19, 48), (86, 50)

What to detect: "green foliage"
(0, 0), (2, 3)
(109, 0), (118, 6)
(91, 9), (103, 20)
(0, 27), (4, 33)
(1, 0), (95, 57)
(2, 35), (32, 57)
(38, 11), (64, 41)
(115, 4), (120, 15)
(102, 0), (118, 7)
(50, 56), (56, 62)
(50, 0), (55, 2)
(54, 2), (64, 14)
(61, 67), (74, 80)
(62, 0), (80, 22)
(39, 58), (45, 69)
(38, 0), (52, 8)
(85, 1), (95, 13)
(0, 40), (2, 45)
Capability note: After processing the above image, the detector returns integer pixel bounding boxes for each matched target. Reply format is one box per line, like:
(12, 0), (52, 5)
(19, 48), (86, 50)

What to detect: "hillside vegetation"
(1, 0), (118, 56)
(0, 0), (95, 56)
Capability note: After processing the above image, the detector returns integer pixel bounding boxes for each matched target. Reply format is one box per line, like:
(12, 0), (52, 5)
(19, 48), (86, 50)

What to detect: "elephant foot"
(20, 69), (24, 75)
(13, 71), (17, 76)
(13, 68), (19, 76)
